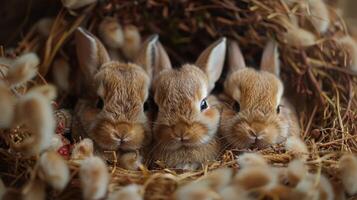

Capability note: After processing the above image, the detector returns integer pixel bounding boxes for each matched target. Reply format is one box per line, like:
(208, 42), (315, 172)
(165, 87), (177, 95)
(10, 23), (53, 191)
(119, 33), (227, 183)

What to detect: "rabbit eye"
(233, 102), (240, 112)
(96, 98), (104, 109)
(277, 105), (281, 114)
(200, 98), (208, 111)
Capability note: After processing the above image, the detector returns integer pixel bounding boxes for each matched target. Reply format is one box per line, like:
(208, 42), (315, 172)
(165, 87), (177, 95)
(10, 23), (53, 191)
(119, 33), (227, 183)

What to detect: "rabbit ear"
(75, 27), (110, 79)
(260, 41), (280, 76)
(135, 35), (172, 81)
(228, 40), (246, 75)
(134, 34), (158, 80)
(154, 42), (172, 77)
(195, 37), (226, 91)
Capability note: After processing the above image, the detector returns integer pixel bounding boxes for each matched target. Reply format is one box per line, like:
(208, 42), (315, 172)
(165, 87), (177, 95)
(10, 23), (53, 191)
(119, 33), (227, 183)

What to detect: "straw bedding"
(0, 0), (356, 199)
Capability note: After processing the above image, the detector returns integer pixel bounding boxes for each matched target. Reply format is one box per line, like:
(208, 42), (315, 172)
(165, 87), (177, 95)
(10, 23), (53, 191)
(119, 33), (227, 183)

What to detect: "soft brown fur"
(150, 38), (226, 169)
(219, 40), (300, 150)
(90, 62), (151, 151)
(74, 28), (156, 169)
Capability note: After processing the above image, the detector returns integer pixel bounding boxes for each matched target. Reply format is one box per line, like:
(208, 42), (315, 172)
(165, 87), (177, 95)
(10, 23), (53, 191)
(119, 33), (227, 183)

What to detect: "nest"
(0, 0), (356, 199)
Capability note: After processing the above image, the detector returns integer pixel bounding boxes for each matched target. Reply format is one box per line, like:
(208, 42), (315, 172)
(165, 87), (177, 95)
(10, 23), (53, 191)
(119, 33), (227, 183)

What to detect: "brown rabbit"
(73, 28), (157, 169)
(219, 40), (300, 150)
(150, 38), (227, 169)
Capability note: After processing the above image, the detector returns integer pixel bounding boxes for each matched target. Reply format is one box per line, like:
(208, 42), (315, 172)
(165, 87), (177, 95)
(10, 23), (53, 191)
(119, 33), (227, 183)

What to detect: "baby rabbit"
(74, 28), (157, 169)
(150, 38), (227, 169)
(219, 40), (300, 150)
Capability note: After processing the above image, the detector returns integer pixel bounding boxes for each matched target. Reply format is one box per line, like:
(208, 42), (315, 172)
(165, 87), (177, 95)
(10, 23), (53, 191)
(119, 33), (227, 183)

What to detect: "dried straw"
(0, 0), (356, 199)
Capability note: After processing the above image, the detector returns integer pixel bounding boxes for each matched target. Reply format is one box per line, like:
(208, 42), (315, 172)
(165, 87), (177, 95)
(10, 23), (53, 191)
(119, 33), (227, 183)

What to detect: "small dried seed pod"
(61, 0), (97, 9)
(310, 129), (321, 139)
(118, 152), (142, 170)
(173, 167), (233, 199)
(173, 183), (218, 200)
(283, 0), (330, 34)
(13, 53), (40, 70)
(233, 166), (277, 191)
(12, 90), (55, 156)
(286, 159), (307, 186)
(285, 136), (308, 161)
(79, 156), (109, 200)
(98, 17), (124, 49)
(71, 138), (94, 161)
(264, 184), (307, 200)
(277, 159), (307, 187)
(307, 0), (330, 34)
(36, 18), (54, 37)
(49, 134), (67, 152)
(339, 154), (357, 195)
(336, 35), (357, 72)
(38, 151), (70, 191)
(5, 53), (39, 87)
(237, 152), (267, 168)
(296, 173), (334, 200)
(283, 26), (316, 47)
(196, 168), (233, 191)
(219, 185), (251, 200)
(0, 83), (15, 128)
(122, 25), (141, 60)
(279, 16), (316, 47)
(108, 184), (143, 200)
(28, 84), (57, 101)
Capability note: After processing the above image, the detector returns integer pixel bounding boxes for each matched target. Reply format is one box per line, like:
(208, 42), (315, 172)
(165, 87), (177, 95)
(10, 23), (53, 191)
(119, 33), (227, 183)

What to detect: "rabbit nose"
(248, 130), (257, 139)
(180, 136), (189, 142)
(112, 133), (126, 144)
(176, 132), (190, 142)
(113, 137), (122, 144)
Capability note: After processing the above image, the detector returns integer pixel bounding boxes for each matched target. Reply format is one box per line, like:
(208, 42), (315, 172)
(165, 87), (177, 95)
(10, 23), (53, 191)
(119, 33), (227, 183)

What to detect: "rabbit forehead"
(154, 64), (208, 104)
(96, 62), (150, 100)
(95, 62), (149, 121)
(225, 68), (283, 111)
